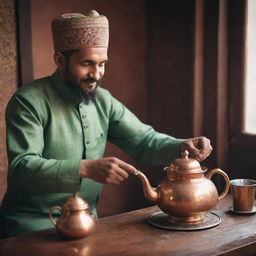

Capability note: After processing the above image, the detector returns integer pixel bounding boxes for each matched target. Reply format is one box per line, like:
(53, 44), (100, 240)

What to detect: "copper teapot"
(135, 151), (230, 224)
(49, 192), (95, 238)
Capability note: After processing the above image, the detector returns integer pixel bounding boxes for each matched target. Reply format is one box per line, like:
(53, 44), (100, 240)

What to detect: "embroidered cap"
(51, 10), (109, 52)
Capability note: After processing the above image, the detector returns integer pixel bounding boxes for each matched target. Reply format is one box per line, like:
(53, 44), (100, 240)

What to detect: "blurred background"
(0, 0), (255, 217)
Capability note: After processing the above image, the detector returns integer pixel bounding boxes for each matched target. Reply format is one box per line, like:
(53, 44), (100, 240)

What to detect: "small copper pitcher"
(49, 192), (95, 238)
(135, 150), (230, 224)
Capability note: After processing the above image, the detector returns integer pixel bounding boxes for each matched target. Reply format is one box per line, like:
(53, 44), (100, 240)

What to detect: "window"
(244, 0), (256, 135)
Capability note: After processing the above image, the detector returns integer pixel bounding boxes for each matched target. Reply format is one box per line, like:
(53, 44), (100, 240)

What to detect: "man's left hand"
(180, 136), (213, 162)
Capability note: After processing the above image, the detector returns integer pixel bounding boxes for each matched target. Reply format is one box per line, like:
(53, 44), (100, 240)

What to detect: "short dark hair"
(60, 49), (79, 62)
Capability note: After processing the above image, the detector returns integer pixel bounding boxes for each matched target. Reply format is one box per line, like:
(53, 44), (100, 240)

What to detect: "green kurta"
(0, 71), (184, 237)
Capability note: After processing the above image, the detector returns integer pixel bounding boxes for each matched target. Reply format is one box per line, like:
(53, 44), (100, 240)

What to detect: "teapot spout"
(134, 170), (158, 203)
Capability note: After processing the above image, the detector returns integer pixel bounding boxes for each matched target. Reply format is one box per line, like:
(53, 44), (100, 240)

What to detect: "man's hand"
(79, 157), (137, 185)
(180, 136), (213, 162)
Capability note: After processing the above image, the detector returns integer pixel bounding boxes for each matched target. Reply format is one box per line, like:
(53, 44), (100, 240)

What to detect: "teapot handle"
(206, 168), (230, 200)
(49, 206), (62, 226)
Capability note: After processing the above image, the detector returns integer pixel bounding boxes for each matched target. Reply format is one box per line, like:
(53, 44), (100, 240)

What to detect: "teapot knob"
(73, 192), (78, 198)
(181, 150), (189, 159)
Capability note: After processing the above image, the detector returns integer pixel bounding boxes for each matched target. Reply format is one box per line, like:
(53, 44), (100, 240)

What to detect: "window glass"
(244, 0), (256, 134)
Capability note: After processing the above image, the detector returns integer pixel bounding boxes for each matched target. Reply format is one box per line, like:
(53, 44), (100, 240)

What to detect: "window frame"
(229, 0), (256, 150)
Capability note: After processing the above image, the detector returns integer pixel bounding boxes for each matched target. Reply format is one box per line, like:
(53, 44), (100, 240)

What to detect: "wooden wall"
(147, 0), (195, 138)
(0, 0), (18, 202)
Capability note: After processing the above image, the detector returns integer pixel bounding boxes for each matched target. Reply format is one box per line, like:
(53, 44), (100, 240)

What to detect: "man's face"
(61, 47), (108, 102)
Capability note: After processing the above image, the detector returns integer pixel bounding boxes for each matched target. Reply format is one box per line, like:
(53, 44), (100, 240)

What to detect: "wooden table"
(0, 195), (255, 256)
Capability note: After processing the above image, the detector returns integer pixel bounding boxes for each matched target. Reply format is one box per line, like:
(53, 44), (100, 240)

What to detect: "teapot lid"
(166, 150), (203, 174)
(63, 192), (89, 210)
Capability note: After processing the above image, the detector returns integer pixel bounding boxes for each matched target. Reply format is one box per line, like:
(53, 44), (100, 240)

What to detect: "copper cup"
(230, 179), (256, 212)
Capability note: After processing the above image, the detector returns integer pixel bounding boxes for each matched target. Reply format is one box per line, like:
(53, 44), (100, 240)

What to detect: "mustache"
(80, 77), (100, 83)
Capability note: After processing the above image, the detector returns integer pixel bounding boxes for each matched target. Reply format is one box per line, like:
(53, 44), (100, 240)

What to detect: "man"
(0, 10), (212, 238)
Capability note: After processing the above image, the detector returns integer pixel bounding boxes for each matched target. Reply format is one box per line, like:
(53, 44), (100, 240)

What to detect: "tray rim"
(146, 211), (221, 231)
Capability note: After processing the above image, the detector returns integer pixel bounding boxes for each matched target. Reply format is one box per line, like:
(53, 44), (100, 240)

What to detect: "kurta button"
(83, 125), (88, 129)
(86, 140), (90, 144)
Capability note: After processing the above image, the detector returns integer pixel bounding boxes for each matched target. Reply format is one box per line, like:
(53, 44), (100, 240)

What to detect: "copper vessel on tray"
(135, 150), (230, 224)
(49, 192), (95, 238)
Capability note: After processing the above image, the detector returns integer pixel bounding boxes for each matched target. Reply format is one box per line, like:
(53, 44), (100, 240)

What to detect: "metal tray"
(147, 211), (221, 231)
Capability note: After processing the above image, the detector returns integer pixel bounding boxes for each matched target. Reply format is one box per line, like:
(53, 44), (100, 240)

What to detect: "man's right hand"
(79, 157), (137, 185)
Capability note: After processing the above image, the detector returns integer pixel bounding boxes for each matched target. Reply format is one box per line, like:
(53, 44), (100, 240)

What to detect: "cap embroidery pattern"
(52, 10), (109, 51)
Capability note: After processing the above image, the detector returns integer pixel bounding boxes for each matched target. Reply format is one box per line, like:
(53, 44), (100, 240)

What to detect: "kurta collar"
(50, 70), (80, 106)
